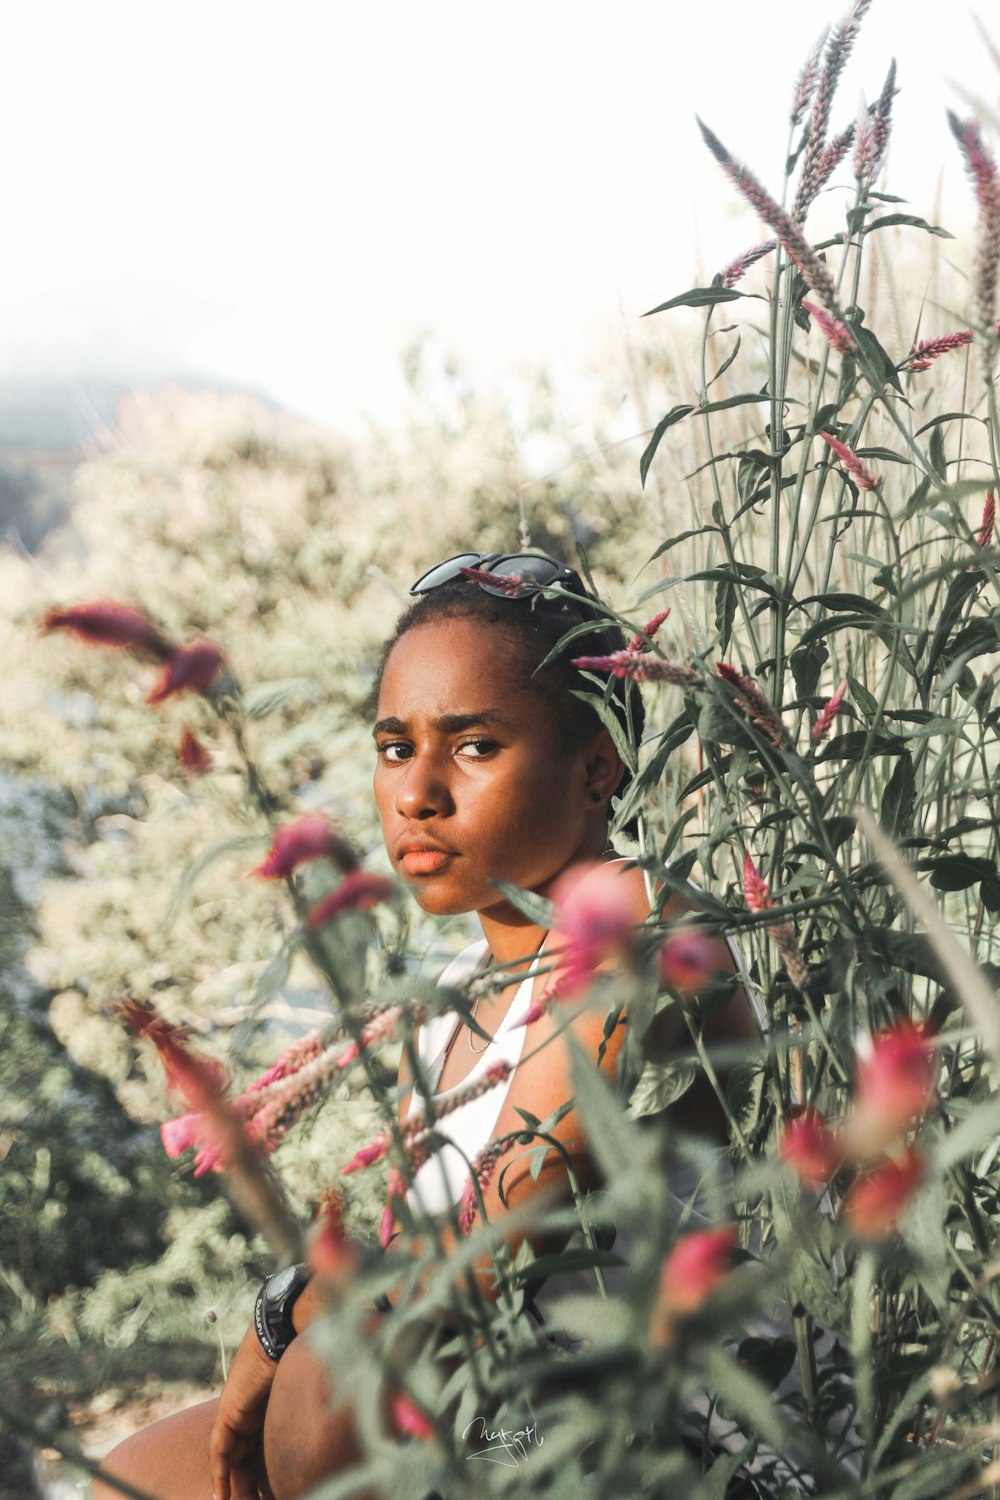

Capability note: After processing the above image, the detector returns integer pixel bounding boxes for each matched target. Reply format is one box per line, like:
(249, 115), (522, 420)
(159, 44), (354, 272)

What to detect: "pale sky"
(1, 0), (995, 432)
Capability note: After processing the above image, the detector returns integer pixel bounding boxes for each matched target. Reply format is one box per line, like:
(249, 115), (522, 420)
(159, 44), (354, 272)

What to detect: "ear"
(581, 726), (625, 807)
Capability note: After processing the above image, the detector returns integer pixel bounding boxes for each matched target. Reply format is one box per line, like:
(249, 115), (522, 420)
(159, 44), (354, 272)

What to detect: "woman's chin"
(402, 878), (474, 917)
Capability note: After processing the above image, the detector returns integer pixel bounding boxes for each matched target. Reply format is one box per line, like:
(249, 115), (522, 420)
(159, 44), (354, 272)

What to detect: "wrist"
(254, 1262), (313, 1362)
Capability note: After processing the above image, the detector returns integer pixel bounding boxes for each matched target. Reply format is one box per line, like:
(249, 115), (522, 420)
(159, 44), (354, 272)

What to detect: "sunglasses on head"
(409, 551), (584, 600)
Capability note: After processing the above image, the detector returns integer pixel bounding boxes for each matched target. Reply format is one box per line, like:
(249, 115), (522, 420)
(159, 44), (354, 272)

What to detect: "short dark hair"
(368, 575), (646, 839)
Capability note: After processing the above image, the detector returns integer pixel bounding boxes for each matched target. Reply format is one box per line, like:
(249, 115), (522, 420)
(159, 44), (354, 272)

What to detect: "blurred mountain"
(0, 373), (277, 555)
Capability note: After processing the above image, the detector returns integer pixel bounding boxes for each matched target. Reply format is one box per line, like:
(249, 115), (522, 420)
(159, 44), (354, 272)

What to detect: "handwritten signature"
(463, 1415), (545, 1466)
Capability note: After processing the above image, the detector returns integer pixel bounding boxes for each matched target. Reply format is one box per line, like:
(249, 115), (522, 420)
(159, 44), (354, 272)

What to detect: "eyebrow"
(372, 710), (507, 738)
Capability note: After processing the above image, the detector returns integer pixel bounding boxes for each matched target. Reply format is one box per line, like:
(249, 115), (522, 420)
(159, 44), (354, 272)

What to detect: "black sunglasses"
(409, 551), (584, 600)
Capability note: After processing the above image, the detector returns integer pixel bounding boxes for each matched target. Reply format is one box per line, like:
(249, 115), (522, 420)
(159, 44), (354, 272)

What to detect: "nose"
(395, 751), (454, 821)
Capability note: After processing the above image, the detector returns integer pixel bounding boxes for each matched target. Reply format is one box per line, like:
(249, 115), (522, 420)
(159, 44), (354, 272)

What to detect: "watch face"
(267, 1266), (298, 1304)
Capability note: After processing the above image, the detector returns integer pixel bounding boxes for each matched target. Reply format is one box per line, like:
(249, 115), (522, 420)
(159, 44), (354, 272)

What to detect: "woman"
(95, 551), (759, 1500)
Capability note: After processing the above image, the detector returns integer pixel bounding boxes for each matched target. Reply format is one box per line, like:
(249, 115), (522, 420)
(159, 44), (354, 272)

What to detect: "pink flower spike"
(742, 855), (773, 913)
(627, 608), (671, 653)
(572, 650), (701, 687)
(811, 679), (848, 741)
(340, 1133), (390, 1175)
(779, 1108), (842, 1186)
(902, 330), (974, 372)
(392, 1394), (436, 1441)
(818, 430), (879, 490)
(720, 239), (776, 289)
(41, 600), (174, 659)
(146, 639), (225, 705)
(161, 1112), (202, 1159)
(979, 490), (996, 549)
(381, 1168), (407, 1249)
(659, 931), (718, 995)
(307, 870), (396, 928)
(458, 565), (529, 596)
(252, 814), (340, 880)
(802, 300), (856, 356)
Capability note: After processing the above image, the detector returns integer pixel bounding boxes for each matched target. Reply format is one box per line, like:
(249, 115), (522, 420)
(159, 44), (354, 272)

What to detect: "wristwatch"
(254, 1262), (313, 1361)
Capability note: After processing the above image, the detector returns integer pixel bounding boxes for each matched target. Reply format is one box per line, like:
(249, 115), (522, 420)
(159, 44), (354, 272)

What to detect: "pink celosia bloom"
(845, 1021), (935, 1157)
(458, 565), (528, 596)
(146, 640), (225, 705)
(572, 650), (701, 687)
(252, 814), (339, 879)
(842, 1149), (924, 1239)
(177, 726), (213, 776)
(811, 679), (848, 741)
(122, 1001), (243, 1176)
(391, 1395), (436, 1440)
(651, 1226), (738, 1343)
(457, 1139), (509, 1234)
(742, 855), (773, 912)
(41, 600), (174, 658)
(779, 1108), (842, 1186)
(627, 607), (671, 653)
(340, 1133), (390, 1175)
(659, 931), (718, 995)
(309, 1190), (360, 1283)
(307, 870), (396, 928)
(720, 239), (776, 289)
(802, 299), (856, 355)
(818, 430), (879, 490)
(337, 1005), (403, 1071)
(716, 662), (788, 748)
(547, 859), (638, 996)
(978, 490), (996, 550)
(902, 330), (974, 372)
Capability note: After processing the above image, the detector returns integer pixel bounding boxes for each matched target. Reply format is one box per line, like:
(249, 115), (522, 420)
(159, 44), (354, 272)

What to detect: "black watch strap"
(254, 1262), (312, 1362)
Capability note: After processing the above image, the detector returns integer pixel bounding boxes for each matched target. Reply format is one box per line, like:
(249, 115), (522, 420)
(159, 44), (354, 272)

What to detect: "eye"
(378, 741), (413, 764)
(458, 737), (500, 759)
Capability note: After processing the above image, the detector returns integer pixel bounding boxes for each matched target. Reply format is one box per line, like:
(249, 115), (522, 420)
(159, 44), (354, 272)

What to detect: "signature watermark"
(463, 1415), (545, 1467)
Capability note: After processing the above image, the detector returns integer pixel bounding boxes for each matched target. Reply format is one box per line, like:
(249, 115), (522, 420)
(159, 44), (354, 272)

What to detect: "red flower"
(307, 870), (396, 928)
(572, 650), (701, 687)
(340, 1133), (390, 1175)
(842, 1149), (924, 1239)
(147, 640), (225, 705)
(659, 930), (718, 995)
(548, 860), (638, 997)
(818, 430), (879, 491)
(391, 1395), (435, 1440)
(309, 1190), (360, 1284)
(779, 1108), (842, 1186)
(41, 600), (173, 659)
(802, 300), (856, 356)
(381, 1167), (407, 1250)
(844, 1021), (936, 1157)
(811, 679), (848, 742)
(903, 330), (974, 372)
(177, 726), (213, 776)
(651, 1226), (738, 1344)
(252, 814), (340, 879)
(742, 855), (773, 913)
(122, 1000), (245, 1176)
(626, 608), (671, 653)
(978, 490), (996, 550)
(458, 565), (529, 596)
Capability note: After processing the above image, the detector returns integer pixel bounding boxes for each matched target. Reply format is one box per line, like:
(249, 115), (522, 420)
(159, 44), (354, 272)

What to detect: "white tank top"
(403, 935), (530, 1218)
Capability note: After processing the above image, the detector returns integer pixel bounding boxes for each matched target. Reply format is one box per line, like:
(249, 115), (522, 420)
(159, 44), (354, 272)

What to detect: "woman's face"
(373, 615), (609, 918)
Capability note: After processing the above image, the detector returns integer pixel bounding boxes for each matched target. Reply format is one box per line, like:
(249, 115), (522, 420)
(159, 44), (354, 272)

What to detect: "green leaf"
(863, 211), (953, 239)
(715, 579), (736, 654)
(853, 323), (904, 393)
(165, 834), (266, 927)
(242, 676), (320, 720)
(880, 750), (916, 838)
(708, 333), (741, 387)
(626, 1058), (697, 1118)
(569, 686), (637, 772)
(566, 1032), (658, 1214)
(790, 642), (828, 698)
(640, 404), (695, 487)
(927, 854), (995, 891)
(490, 879), (555, 926)
(643, 286), (745, 316)
(847, 673), (879, 720)
(645, 526), (717, 563)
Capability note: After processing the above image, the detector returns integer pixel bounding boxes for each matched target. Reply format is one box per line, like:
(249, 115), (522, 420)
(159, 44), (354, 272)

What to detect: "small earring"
(591, 790), (604, 803)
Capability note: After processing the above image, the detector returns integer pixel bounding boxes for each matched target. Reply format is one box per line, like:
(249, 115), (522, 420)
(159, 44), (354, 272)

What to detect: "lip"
(396, 840), (456, 876)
